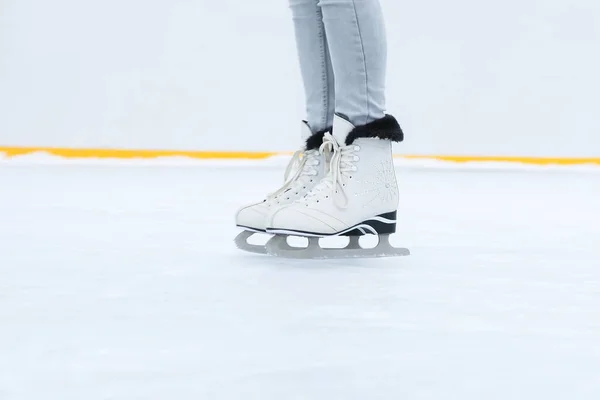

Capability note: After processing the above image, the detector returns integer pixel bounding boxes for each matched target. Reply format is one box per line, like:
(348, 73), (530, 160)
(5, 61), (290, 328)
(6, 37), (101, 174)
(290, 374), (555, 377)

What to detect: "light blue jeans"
(288, 0), (388, 133)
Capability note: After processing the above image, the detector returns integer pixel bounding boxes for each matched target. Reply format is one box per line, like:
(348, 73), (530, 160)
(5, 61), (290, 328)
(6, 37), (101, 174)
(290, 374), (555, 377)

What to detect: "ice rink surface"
(1, 161), (599, 399)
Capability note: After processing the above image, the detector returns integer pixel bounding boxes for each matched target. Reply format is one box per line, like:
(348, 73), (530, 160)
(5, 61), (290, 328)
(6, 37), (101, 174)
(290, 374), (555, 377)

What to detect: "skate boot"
(265, 114), (410, 259)
(234, 122), (330, 254)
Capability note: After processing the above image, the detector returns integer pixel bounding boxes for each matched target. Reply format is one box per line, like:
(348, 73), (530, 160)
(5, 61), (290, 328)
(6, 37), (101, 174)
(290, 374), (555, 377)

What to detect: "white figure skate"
(265, 114), (410, 259)
(234, 122), (329, 254)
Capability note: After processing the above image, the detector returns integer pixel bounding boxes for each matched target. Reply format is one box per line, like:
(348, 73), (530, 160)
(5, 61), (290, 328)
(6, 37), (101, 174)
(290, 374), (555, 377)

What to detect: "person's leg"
(318, 0), (387, 127)
(289, 0), (335, 133)
(234, 0), (334, 251)
(265, 0), (407, 256)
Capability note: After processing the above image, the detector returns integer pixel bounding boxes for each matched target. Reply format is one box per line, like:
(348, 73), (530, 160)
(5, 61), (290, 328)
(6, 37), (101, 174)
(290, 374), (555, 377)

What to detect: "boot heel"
(343, 211), (398, 236)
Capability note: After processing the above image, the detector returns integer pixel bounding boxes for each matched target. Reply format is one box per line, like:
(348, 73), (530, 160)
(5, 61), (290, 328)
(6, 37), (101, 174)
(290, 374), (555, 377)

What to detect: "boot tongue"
(332, 115), (355, 145)
(300, 121), (313, 142)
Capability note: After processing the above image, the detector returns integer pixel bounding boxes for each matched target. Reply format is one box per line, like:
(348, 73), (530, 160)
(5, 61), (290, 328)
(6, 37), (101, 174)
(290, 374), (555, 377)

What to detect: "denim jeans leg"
(289, 0), (336, 133)
(318, 0), (387, 127)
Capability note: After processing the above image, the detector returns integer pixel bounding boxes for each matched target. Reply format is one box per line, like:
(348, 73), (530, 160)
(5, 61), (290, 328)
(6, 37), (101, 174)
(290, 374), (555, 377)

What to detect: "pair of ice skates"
(234, 114), (410, 259)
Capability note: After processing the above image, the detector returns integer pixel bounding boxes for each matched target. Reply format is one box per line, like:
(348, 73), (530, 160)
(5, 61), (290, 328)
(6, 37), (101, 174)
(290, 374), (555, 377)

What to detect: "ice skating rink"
(1, 160), (599, 399)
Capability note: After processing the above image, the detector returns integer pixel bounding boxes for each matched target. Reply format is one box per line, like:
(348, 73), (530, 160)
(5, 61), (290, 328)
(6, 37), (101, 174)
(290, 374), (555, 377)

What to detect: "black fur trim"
(305, 127), (331, 151)
(344, 114), (404, 145)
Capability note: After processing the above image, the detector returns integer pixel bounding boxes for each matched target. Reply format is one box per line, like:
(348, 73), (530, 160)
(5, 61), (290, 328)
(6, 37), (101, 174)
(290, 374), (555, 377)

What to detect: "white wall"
(1, 0), (599, 157)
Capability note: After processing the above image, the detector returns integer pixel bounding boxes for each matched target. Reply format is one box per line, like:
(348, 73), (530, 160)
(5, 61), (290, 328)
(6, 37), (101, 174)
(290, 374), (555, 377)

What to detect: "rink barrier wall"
(1, 147), (600, 166)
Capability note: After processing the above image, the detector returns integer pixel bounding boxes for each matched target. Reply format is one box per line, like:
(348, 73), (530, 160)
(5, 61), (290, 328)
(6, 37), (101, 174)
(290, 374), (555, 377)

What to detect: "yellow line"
(1, 146), (599, 165)
(402, 155), (600, 166)
(0, 147), (281, 160)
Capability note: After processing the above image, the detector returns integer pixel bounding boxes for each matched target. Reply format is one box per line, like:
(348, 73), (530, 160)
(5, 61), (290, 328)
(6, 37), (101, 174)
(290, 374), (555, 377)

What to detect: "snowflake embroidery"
(353, 159), (397, 208)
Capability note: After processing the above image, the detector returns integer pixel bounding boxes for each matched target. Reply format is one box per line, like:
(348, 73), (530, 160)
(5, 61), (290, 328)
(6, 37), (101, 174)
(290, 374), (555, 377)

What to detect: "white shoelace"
(267, 149), (321, 201)
(301, 132), (359, 209)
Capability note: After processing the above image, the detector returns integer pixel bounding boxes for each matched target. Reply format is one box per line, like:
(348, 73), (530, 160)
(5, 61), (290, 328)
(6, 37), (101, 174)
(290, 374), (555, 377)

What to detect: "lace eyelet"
(354, 146), (360, 151)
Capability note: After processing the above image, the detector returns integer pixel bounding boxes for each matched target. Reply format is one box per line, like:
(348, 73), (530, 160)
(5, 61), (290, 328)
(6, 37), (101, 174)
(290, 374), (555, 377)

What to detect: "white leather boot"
(234, 122), (330, 253)
(265, 114), (410, 258)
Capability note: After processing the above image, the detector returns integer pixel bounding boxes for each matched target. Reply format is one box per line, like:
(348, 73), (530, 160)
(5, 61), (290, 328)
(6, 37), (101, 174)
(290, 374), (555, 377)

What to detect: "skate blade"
(265, 234), (410, 259)
(234, 230), (268, 255)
